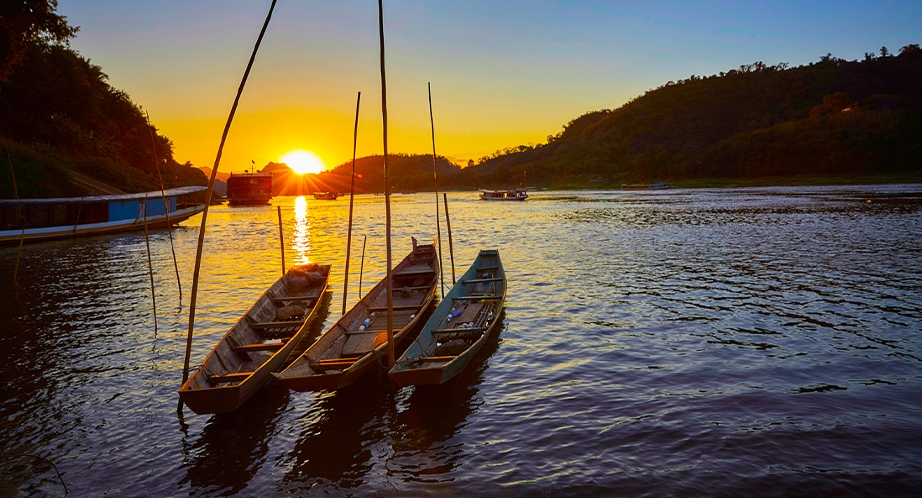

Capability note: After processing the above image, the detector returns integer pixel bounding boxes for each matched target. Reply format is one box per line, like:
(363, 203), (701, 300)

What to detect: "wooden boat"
(621, 182), (673, 190)
(312, 191), (340, 200)
(274, 238), (439, 392)
(389, 249), (505, 387)
(479, 188), (527, 201)
(177, 263), (331, 414)
(227, 172), (274, 205)
(0, 186), (206, 244)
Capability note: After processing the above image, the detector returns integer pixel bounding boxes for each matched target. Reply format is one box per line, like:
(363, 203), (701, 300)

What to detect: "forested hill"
(465, 46), (922, 187)
(315, 154), (461, 194)
(0, 3), (206, 199)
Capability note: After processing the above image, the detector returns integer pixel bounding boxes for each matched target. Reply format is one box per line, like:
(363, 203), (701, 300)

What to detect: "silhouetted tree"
(0, 0), (77, 81)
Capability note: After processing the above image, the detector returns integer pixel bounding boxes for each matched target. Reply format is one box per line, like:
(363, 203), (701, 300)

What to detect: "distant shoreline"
(523, 173), (922, 191)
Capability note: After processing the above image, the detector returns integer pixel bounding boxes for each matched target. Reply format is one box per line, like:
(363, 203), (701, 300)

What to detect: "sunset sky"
(58, 1), (921, 173)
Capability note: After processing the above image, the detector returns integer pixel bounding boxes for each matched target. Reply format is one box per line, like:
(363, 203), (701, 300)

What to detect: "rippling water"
(2, 186), (921, 496)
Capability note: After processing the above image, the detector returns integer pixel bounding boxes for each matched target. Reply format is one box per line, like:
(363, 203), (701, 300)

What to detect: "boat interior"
(196, 264), (329, 386)
(291, 241), (439, 375)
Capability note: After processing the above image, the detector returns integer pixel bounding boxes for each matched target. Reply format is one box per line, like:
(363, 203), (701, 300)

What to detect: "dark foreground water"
(2, 186), (921, 497)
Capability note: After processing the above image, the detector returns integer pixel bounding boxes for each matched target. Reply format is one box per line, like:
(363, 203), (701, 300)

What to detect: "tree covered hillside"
(467, 45), (922, 186)
(0, 1), (206, 198)
(315, 154), (461, 194)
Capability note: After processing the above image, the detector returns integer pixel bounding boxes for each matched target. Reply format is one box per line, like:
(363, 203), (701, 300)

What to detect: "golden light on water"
(293, 196), (311, 264)
(280, 150), (325, 175)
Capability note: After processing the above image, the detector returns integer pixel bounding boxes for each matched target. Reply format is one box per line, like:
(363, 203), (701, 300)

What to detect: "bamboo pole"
(428, 82), (445, 298)
(8, 148), (25, 283)
(378, 0), (395, 367)
(71, 198), (84, 233)
(342, 91), (361, 315)
(277, 205), (286, 275)
(443, 193), (456, 284)
(358, 234), (367, 297)
(142, 198), (158, 334)
(146, 110), (183, 301)
(180, 0), (278, 412)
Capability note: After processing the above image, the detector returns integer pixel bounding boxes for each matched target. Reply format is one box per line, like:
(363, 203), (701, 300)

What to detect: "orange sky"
(60, 1), (921, 174)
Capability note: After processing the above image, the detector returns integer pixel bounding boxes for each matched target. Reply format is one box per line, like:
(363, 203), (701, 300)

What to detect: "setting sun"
(280, 150), (325, 175)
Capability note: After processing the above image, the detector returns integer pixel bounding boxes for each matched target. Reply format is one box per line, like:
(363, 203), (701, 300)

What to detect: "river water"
(1, 185), (921, 497)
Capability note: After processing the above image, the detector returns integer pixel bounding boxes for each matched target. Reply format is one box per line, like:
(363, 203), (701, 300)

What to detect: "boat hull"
(389, 249), (505, 387)
(275, 238), (439, 392)
(0, 187), (207, 245)
(0, 204), (205, 244)
(178, 264), (331, 414)
(479, 189), (527, 201)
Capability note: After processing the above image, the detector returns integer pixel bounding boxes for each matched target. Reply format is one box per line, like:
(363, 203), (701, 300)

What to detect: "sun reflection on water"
(293, 196), (311, 264)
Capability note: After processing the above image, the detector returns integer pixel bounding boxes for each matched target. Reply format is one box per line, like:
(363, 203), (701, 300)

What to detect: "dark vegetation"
(0, 0), (206, 199)
(452, 45), (922, 188)
(2, 1), (919, 197)
(312, 154), (461, 194)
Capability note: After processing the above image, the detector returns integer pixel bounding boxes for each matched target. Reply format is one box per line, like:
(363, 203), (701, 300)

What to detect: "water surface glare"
(1, 186), (921, 496)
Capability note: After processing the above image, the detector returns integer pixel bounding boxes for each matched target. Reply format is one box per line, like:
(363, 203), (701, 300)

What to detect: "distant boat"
(389, 249), (505, 387)
(274, 238), (439, 392)
(479, 188), (528, 201)
(178, 263), (331, 414)
(0, 186), (206, 245)
(312, 191), (340, 200)
(622, 182), (673, 190)
(226, 172), (273, 205)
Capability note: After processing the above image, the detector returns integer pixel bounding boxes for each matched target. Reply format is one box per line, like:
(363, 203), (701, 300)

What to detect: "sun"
(280, 150), (325, 175)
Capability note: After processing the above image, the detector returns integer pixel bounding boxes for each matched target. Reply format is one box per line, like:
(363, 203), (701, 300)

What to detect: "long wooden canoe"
(389, 249), (505, 387)
(178, 263), (331, 414)
(0, 186), (206, 245)
(274, 238), (439, 392)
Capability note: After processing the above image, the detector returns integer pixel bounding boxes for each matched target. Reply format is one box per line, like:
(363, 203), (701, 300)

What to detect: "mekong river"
(2, 185), (921, 496)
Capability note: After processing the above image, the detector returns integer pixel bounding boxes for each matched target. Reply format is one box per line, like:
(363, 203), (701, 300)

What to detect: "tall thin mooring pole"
(443, 193), (456, 284)
(378, 0), (395, 368)
(180, 0), (278, 412)
(428, 82), (445, 298)
(277, 205), (286, 276)
(342, 91), (361, 315)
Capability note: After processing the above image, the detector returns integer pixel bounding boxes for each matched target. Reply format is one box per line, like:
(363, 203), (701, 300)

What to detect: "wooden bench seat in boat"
(453, 295), (501, 301)
(392, 285), (432, 292)
(234, 342), (284, 355)
(476, 265), (498, 272)
(309, 358), (358, 371)
(250, 319), (304, 329)
(395, 264), (435, 277)
(432, 327), (485, 341)
(462, 277), (504, 283)
(249, 319), (304, 338)
(270, 295), (318, 305)
(368, 305), (423, 312)
(417, 356), (457, 362)
(208, 371), (254, 384)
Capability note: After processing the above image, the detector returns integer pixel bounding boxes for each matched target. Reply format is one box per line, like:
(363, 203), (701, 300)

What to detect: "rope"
(8, 147), (26, 283)
(142, 196), (158, 334)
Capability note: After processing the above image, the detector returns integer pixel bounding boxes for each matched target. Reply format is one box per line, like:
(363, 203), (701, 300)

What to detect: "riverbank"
(533, 172), (922, 191)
